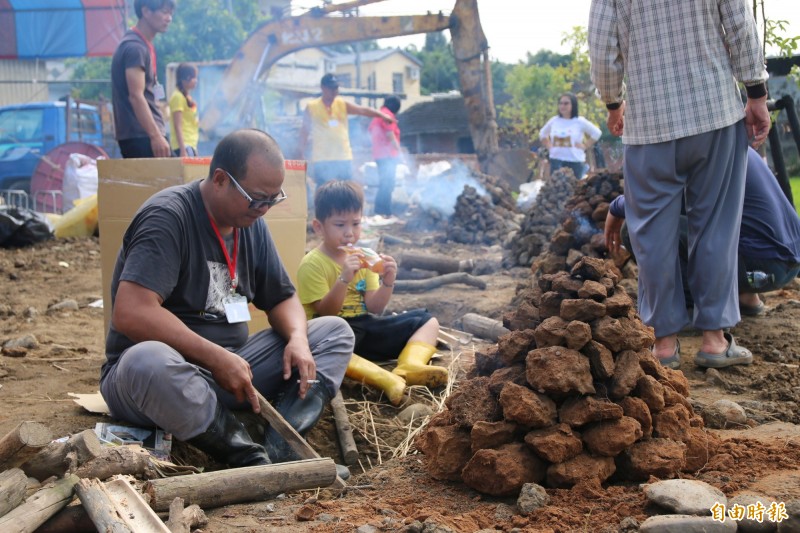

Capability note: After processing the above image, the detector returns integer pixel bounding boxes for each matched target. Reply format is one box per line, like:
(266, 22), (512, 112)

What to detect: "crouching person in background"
(99, 129), (353, 475)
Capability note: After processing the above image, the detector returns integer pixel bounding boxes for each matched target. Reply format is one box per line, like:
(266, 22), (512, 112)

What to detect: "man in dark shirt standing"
(111, 0), (174, 158)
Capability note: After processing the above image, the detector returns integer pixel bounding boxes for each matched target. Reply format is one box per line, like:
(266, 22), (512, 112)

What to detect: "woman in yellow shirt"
(169, 63), (199, 156)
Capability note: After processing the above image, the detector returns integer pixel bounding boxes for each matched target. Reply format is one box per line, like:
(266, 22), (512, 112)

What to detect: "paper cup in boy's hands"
(339, 244), (384, 273)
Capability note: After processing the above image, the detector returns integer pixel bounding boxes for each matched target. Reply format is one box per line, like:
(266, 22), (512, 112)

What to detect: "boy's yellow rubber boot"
(392, 341), (449, 389)
(346, 354), (406, 406)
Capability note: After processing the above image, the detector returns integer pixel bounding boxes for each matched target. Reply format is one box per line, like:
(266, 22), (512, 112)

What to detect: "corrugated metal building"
(0, 59), (49, 106)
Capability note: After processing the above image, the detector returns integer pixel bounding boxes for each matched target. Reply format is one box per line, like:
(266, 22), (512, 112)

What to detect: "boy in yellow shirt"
(297, 181), (446, 405)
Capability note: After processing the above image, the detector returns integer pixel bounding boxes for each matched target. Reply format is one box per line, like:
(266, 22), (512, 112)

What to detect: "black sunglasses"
(221, 169), (287, 210)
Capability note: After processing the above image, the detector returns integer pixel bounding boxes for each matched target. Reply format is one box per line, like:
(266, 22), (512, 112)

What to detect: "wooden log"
(31, 504), (95, 533)
(0, 467), (27, 518)
(330, 391), (359, 466)
(380, 233), (412, 246)
(74, 478), (136, 533)
(256, 391), (347, 488)
(0, 421), (53, 470)
(35, 501), (198, 533)
(76, 477), (169, 533)
(21, 429), (103, 482)
(399, 252), (474, 274)
(394, 272), (487, 292)
(461, 312), (510, 342)
(179, 504), (207, 530)
(143, 458), (337, 512)
(73, 445), (157, 481)
(25, 475), (58, 499)
(165, 498), (189, 533)
(167, 498), (208, 533)
(0, 473), (79, 533)
(397, 267), (438, 280)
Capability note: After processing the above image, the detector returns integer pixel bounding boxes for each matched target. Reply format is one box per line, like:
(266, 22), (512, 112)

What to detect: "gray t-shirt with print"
(102, 180), (295, 377)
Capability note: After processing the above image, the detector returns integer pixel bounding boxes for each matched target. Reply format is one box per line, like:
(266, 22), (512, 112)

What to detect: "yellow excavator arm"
(200, 12), (451, 137)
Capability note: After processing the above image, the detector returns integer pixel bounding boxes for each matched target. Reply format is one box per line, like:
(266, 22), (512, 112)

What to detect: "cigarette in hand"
(297, 379), (321, 383)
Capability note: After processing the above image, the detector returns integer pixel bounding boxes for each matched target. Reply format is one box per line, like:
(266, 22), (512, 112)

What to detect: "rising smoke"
(397, 159), (488, 217)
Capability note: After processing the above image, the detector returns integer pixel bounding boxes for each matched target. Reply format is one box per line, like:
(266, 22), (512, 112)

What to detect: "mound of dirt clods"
(417, 256), (717, 497)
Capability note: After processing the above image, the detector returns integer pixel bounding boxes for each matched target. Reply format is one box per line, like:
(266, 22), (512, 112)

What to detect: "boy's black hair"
(134, 0), (176, 19)
(560, 92), (579, 118)
(383, 96), (401, 114)
(314, 180), (364, 222)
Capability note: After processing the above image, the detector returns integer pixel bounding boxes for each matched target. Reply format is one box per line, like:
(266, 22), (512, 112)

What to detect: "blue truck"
(0, 100), (108, 194)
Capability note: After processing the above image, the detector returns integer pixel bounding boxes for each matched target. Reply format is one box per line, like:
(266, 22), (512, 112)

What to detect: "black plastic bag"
(0, 206), (54, 247)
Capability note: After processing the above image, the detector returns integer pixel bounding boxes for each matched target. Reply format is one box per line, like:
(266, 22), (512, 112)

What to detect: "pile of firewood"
(446, 171), (522, 245)
(416, 256), (716, 497)
(0, 414), (338, 530)
(504, 167), (580, 267)
(403, 205), (450, 233)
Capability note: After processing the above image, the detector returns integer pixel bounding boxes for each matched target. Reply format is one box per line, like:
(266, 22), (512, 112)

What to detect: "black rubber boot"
(263, 380), (350, 480)
(188, 402), (271, 468)
(264, 380), (330, 463)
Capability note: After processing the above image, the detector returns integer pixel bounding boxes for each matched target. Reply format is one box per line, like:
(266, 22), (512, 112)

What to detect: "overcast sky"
(291, 0), (800, 64)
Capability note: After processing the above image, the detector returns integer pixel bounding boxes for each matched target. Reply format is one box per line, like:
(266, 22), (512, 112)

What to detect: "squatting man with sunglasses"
(99, 129), (354, 477)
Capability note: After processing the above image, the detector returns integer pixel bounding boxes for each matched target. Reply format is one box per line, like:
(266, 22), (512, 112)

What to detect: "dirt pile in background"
(532, 170), (624, 274)
(416, 256), (719, 497)
(446, 170), (522, 245)
(504, 167), (580, 267)
(416, 170), (704, 498)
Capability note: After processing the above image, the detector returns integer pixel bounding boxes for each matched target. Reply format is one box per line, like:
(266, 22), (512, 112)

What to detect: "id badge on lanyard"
(207, 215), (251, 324)
(223, 291), (251, 323)
(153, 82), (166, 101)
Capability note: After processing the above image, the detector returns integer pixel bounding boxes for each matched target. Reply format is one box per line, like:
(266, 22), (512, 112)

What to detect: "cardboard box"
(97, 157), (307, 336)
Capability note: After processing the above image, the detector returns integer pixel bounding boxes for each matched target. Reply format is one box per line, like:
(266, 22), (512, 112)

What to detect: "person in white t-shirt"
(539, 92), (602, 179)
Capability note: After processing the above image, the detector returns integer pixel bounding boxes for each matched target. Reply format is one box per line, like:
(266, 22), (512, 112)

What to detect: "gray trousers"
(624, 121), (747, 337)
(100, 316), (354, 440)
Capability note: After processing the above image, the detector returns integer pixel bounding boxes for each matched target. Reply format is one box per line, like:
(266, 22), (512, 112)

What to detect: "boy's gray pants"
(100, 316), (353, 440)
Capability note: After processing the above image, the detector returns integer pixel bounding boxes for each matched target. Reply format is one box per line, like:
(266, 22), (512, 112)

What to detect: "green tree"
(500, 63), (570, 144)
(491, 59), (512, 103)
(761, 15), (800, 87)
(424, 31), (447, 52)
(154, 0), (267, 79)
(407, 31), (459, 94)
(526, 49), (571, 68)
(65, 57), (113, 100)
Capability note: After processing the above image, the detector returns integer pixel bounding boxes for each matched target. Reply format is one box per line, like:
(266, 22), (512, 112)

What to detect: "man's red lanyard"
(131, 27), (157, 82)
(207, 214), (239, 292)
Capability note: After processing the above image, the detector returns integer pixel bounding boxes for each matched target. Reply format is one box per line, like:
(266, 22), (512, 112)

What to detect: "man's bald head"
(210, 129), (285, 183)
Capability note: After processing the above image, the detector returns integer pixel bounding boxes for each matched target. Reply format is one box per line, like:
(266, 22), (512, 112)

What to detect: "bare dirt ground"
(2, 225), (800, 532)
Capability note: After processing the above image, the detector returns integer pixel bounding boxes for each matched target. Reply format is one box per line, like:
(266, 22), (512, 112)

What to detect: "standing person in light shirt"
(539, 92), (602, 180)
(588, 0), (771, 369)
(169, 63), (200, 157)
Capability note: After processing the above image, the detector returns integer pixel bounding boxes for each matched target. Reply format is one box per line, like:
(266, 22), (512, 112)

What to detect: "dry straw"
(342, 347), (467, 466)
